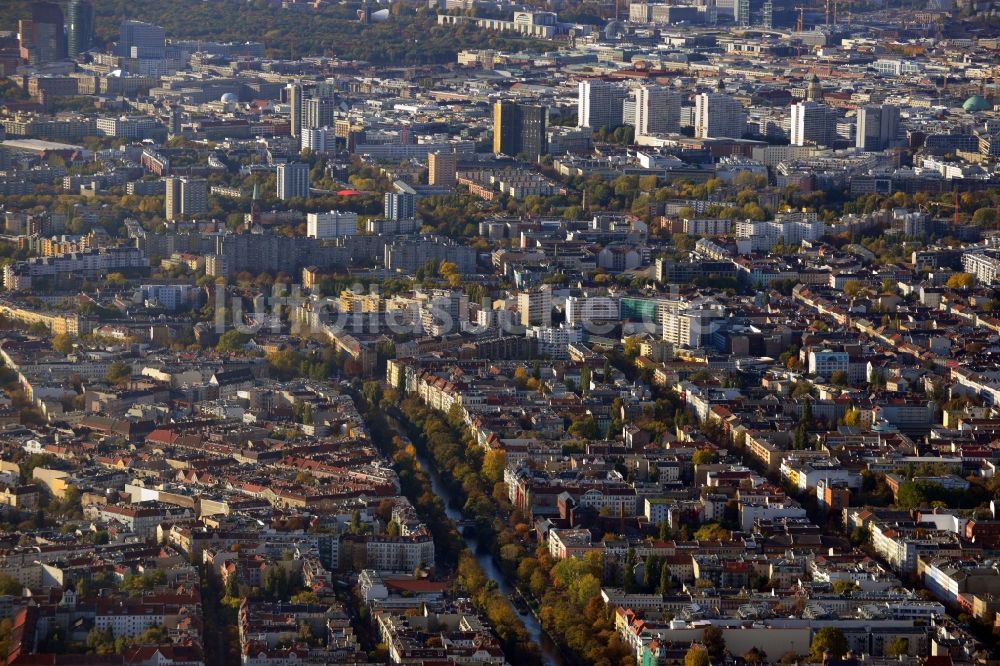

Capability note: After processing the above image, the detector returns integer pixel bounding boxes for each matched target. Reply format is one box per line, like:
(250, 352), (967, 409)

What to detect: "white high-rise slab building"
(276, 162), (309, 200)
(307, 210), (358, 239)
(694, 92), (747, 139)
(578, 80), (627, 130)
(790, 101), (838, 147)
(635, 85), (682, 136)
(301, 127), (332, 153)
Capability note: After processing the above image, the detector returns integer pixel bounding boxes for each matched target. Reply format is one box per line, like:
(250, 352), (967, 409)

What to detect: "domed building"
(220, 92), (238, 104)
(603, 19), (623, 41)
(963, 95), (991, 113)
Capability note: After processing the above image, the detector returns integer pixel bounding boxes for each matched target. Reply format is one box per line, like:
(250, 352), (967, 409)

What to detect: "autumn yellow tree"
(693, 522), (730, 541)
(842, 408), (862, 427)
(482, 449), (507, 483)
(51, 334), (74, 354)
(946, 272), (974, 290)
(685, 645), (710, 666)
(439, 260), (461, 288)
(843, 280), (865, 299)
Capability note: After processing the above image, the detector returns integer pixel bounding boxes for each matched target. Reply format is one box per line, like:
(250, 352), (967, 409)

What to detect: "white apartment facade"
(307, 210), (359, 239)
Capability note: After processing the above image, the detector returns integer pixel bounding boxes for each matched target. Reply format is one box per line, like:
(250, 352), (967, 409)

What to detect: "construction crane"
(796, 5), (805, 32)
(824, 0), (840, 27)
(927, 190), (962, 227)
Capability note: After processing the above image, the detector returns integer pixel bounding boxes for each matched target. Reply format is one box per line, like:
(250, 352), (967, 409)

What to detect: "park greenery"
(0, 0), (549, 64)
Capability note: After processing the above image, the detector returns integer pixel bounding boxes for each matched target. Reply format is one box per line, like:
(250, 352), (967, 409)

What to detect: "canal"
(387, 410), (565, 665)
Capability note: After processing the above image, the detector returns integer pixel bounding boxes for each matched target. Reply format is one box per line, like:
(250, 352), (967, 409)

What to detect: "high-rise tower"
(66, 0), (95, 58)
(19, 2), (66, 65)
(287, 84), (303, 139)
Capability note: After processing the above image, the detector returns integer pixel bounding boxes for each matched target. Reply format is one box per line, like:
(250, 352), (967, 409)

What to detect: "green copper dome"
(963, 95), (991, 112)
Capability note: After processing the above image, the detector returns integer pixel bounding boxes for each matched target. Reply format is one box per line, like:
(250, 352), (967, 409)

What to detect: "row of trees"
(36, 624), (170, 657)
(351, 383), (464, 568)
(395, 394), (641, 665)
(511, 545), (636, 664)
(354, 386), (540, 664)
(455, 553), (539, 665)
(398, 397), (496, 529)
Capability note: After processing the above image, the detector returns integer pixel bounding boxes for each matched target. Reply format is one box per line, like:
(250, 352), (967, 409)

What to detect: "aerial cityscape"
(0, 0), (1000, 664)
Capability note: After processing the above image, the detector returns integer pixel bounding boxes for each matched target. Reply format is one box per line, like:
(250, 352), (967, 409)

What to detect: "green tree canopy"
(105, 361), (131, 385)
(0, 573), (21, 596)
(809, 627), (848, 662)
(216, 330), (251, 353)
(568, 414), (599, 439)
